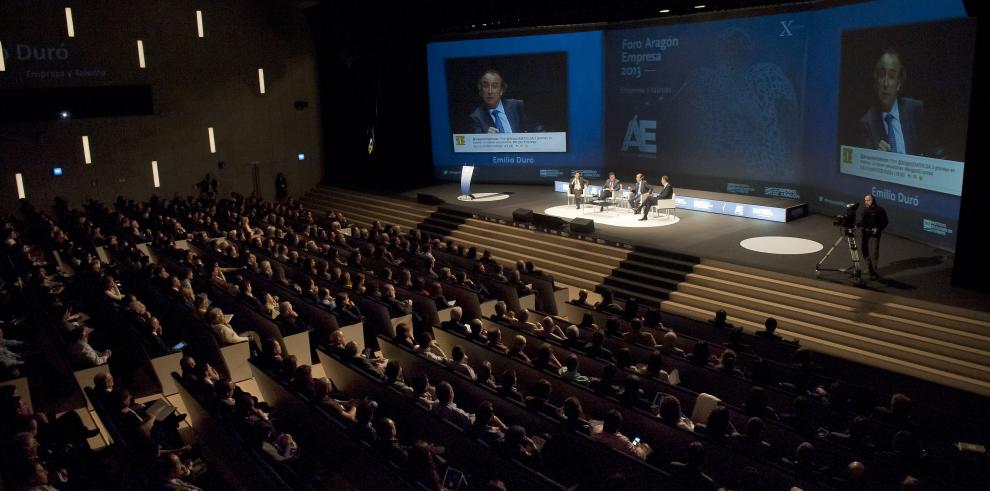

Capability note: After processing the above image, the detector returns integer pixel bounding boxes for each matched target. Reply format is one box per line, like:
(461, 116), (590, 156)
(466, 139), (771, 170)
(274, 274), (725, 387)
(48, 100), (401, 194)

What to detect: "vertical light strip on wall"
(258, 68), (266, 94)
(137, 40), (146, 68)
(15, 173), (26, 199)
(82, 136), (92, 164)
(65, 8), (76, 37)
(0, 40), (6, 71)
(208, 127), (216, 153)
(151, 161), (160, 188)
(196, 10), (205, 38)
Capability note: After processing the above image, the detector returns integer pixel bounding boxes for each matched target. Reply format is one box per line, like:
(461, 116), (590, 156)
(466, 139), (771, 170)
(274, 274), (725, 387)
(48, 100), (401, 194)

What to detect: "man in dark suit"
(629, 173), (652, 212)
(599, 172), (622, 211)
(467, 70), (541, 134)
(334, 292), (363, 326)
(859, 49), (930, 157)
(381, 284), (412, 318)
(440, 306), (471, 336)
(638, 175), (674, 221)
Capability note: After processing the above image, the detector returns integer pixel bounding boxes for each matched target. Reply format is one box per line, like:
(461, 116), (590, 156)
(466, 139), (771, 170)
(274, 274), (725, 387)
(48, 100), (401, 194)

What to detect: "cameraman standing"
(857, 195), (888, 280)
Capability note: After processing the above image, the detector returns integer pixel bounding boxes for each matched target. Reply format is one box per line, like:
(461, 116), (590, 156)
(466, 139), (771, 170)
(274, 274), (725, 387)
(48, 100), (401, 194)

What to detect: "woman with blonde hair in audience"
(261, 293), (280, 319)
(207, 307), (252, 346)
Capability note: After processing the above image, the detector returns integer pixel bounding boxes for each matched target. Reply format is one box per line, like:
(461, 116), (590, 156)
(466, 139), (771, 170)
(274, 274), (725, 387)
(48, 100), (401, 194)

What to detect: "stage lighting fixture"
(297, 153), (305, 161)
(82, 136), (92, 164)
(196, 10), (205, 38)
(59, 111), (70, 119)
(15, 173), (26, 199)
(151, 161), (160, 188)
(65, 8), (75, 37)
(53, 167), (63, 176)
(137, 40), (146, 68)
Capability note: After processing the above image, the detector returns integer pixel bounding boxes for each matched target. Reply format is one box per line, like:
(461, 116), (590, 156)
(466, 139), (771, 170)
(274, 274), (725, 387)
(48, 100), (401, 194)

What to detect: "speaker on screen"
(533, 213), (565, 230)
(570, 217), (594, 233)
(512, 208), (534, 222)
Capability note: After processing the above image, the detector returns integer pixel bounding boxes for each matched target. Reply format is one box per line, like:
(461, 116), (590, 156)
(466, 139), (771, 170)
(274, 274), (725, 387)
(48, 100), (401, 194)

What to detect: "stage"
(401, 182), (988, 311)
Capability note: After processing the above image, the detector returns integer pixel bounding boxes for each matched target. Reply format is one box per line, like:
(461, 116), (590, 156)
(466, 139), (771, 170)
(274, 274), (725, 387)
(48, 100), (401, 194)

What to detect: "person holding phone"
(592, 410), (651, 460)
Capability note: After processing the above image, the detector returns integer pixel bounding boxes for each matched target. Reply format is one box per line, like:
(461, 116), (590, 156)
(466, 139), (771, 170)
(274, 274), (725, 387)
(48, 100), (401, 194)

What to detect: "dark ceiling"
(310, 0), (818, 37)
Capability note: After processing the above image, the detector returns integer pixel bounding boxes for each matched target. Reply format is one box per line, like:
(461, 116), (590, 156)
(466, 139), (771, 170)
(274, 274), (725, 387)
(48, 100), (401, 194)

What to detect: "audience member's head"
(436, 381), (455, 404)
(602, 410), (623, 434)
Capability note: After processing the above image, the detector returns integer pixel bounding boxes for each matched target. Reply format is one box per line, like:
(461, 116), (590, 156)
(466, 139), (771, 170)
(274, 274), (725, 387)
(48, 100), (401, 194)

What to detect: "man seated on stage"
(637, 175), (674, 221)
(569, 171), (589, 209)
(599, 172), (622, 212)
(629, 173), (652, 212)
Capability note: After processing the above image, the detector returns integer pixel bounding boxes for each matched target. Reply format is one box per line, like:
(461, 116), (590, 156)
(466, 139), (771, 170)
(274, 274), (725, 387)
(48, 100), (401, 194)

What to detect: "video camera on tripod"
(818, 202), (864, 285)
(833, 202), (859, 231)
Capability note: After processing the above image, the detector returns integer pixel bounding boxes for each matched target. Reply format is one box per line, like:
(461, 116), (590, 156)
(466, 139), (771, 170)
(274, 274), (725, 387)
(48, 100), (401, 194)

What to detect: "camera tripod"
(816, 227), (864, 286)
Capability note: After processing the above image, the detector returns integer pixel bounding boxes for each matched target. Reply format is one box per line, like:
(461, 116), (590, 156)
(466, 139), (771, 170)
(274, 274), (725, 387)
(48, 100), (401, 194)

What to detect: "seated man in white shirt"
(68, 327), (111, 367)
(431, 382), (474, 430)
(449, 346), (476, 380)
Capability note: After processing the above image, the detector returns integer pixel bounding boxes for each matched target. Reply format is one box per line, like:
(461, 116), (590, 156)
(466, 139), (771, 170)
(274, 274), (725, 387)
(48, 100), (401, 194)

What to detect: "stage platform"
(549, 181), (808, 222)
(401, 182), (987, 312)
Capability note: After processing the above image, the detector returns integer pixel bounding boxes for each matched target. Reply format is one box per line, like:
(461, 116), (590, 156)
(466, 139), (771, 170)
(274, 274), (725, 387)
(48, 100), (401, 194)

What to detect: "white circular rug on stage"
(543, 205), (679, 228)
(457, 192), (511, 202)
(740, 236), (824, 255)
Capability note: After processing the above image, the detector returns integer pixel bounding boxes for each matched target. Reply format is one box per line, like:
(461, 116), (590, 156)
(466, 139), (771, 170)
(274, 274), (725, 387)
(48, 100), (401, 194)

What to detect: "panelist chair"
(567, 187), (593, 207)
(613, 189), (630, 209)
(652, 193), (677, 219)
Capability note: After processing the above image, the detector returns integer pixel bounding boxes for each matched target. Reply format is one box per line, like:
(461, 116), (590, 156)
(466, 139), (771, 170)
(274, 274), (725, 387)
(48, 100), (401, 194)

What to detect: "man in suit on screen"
(859, 49), (931, 157)
(467, 69), (541, 134)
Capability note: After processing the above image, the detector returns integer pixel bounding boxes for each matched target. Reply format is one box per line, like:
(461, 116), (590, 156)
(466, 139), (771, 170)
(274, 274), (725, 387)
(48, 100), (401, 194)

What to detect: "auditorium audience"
(0, 189), (972, 491)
